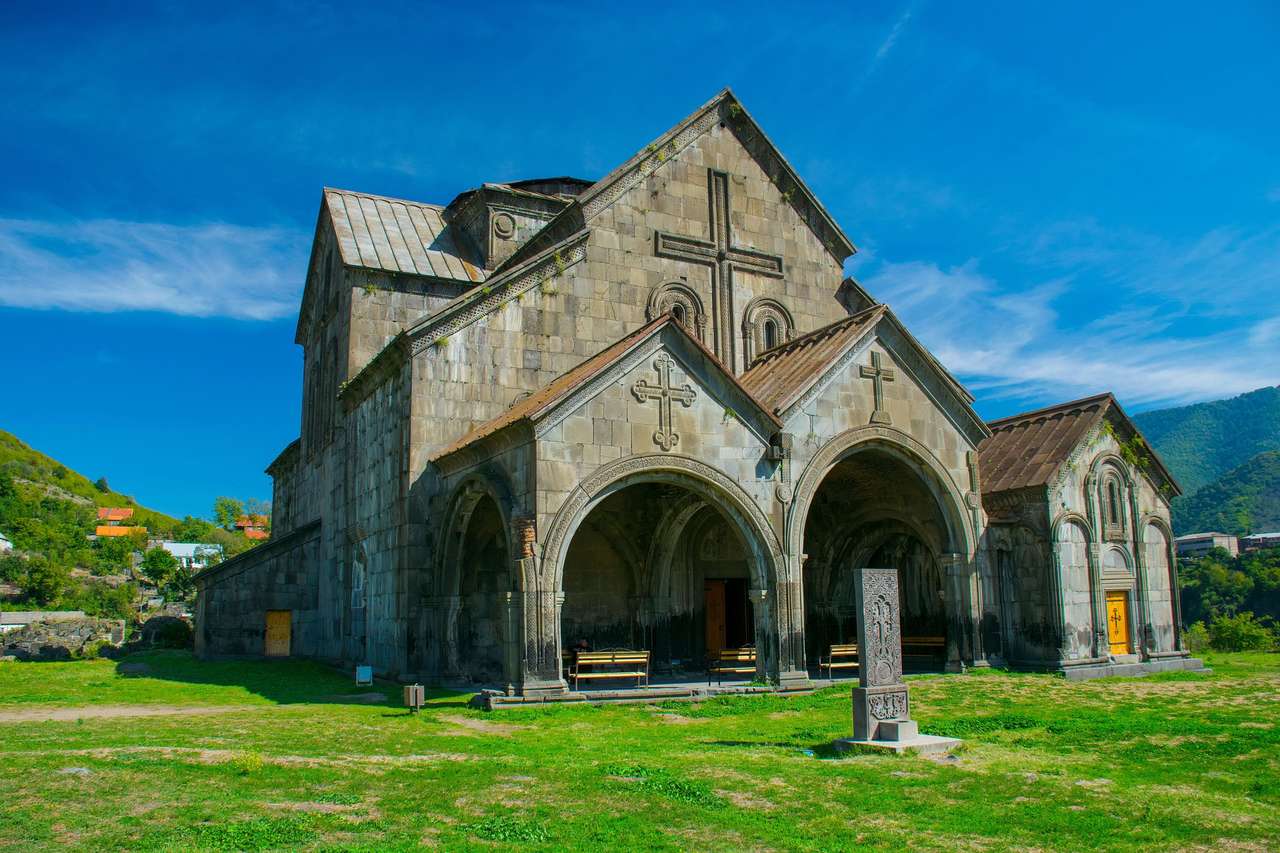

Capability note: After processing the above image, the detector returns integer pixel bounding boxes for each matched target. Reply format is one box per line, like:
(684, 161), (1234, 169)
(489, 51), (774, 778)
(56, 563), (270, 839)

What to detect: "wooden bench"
(902, 635), (946, 656)
(708, 647), (757, 684)
(818, 643), (859, 676)
(569, 650), (650, 689)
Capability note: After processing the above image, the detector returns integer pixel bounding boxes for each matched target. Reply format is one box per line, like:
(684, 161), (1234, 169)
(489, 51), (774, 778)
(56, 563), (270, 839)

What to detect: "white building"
(1174, 532), (1238, 559)
(157, 542), (224, 570)
(1240, 532), (1280, 552)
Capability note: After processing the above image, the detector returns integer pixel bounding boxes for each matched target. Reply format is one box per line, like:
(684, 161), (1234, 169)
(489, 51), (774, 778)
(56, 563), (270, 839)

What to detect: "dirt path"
(0, 703), (271, 723)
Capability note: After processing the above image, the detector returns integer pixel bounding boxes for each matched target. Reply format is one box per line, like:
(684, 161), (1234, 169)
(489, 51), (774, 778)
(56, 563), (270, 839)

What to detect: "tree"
(23, 556), (69, 606)
(139, 547), (179, 591)
(94, 477), (110, 493)
(174, 515), (216, 543)
(214, 497), (244, 531)
(93, 534), (137, 575)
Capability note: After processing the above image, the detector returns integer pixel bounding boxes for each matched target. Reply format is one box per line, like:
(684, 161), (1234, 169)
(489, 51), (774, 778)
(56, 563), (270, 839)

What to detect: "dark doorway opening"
(704, 578), (750, 655)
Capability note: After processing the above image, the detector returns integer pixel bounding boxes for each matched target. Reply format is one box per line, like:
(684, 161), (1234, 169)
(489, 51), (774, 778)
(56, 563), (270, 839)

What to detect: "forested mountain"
(1132, 386), (1280, 536)
(1133, 386), (1280, 495)
(1173, 451), (1280, 537)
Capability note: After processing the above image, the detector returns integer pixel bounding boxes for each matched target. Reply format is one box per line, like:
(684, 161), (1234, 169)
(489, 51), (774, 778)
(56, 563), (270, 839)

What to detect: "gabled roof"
(497, 87), (858, 274)
(430, 314), (782, 464)
(740, 306), (885, 413)
(97, 507), (134, 522)
(979, 393), (1181, 496)
(323, 188), (487, 283)
(739, 306), (984, 445)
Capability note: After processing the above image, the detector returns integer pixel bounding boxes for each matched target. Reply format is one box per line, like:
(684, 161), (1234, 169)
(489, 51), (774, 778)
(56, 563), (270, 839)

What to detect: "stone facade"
(195, 88), (1193, 688)
(979, 395), (1197, 677)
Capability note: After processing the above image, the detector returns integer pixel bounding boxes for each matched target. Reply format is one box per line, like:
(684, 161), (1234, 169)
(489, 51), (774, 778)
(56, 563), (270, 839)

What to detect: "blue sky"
(2, 1), (1278, 519)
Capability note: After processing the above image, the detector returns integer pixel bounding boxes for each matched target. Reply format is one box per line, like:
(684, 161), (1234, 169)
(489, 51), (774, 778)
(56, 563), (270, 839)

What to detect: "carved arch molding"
(788, 425), (975, 559)
(542, 453), (783, 590)
(646, 281), (707, 342)
(741, 297), (796, 364)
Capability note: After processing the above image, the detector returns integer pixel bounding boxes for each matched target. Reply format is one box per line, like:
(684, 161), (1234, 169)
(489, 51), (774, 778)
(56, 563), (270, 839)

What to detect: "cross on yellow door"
(1105, 592), (1130, 655)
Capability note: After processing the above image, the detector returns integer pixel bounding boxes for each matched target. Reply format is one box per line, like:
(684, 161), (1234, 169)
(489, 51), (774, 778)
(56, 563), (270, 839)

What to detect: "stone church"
(195, 89), (1200, 694)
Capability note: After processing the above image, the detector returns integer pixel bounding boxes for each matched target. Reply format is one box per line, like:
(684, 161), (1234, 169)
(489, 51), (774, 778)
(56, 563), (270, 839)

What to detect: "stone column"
(1088, 542), (1108, 658)
(749, 587), (771, 682)
(942, 553), (976, 672)
(517, 587), (566, 696)
(852, 567), (916, 742)
(1128, 491), (1155, 657)
(773, 567), (810, 686)
(501, 591), (521, 695)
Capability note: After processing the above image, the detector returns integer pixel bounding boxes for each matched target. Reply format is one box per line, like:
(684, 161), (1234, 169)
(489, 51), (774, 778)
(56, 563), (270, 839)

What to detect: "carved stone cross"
(631, 353), (696, 451)
(852, 567), (912, 741)
(860, 350), (895, 425)
(655, 169), (784, 373)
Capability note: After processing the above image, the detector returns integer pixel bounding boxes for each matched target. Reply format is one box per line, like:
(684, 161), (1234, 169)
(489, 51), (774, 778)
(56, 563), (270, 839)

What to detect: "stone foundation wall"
(195, 522), (321, 658)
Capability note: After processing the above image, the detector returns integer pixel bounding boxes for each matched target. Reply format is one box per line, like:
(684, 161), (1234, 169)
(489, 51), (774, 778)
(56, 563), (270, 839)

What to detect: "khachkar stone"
(837, 567), (961, 754)
(852, 567), (913, 741)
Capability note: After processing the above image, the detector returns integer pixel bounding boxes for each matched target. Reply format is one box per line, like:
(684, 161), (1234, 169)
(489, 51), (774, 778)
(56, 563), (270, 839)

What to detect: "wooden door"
(265, 610), (291, 657)
(1105, 592), (1130, 655)
(704, 580), (727, 655)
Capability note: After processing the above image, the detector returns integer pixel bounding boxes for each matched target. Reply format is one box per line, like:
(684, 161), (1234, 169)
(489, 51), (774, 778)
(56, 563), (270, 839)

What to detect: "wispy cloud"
(873, 5), (915, 65)
(863, 250), (1280, 410)
(0, 218), (305, 320)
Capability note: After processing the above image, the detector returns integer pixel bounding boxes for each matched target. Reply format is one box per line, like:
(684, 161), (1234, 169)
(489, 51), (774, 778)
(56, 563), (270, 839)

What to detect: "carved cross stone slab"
(631, 353), (696, 451)
(655, 169), (784, 373)
(859, 350), (895, 426)
(852, 567), (914, 741)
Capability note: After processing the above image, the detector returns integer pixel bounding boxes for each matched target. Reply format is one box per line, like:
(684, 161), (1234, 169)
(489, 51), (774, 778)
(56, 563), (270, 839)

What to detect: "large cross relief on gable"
(654, 168), (784, 373)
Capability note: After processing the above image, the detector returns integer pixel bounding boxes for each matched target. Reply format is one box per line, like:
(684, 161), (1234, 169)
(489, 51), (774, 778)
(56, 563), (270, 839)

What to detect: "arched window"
(1099, 469), (1127, 540)
(764, 319), (779, 350)
(646, 282), (706, 342)
(742, 298), (796, 364)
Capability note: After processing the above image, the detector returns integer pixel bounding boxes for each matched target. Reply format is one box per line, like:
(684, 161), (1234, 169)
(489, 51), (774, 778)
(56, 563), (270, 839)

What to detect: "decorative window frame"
(646, 281), (707, 342)
(1099, 468), (1128, 542)
(741, 297), (796, 364)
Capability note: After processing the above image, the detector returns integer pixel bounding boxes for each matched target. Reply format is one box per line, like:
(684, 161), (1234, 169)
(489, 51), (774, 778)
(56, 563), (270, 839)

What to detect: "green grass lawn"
(1, 651), (1277, 851)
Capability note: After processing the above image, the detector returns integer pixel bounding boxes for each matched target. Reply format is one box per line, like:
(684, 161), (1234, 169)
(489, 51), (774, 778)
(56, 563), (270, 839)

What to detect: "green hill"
(1132, 385), (1280, 495)
(1173, 451), (1280, 537)
(0, 429), (180, 536)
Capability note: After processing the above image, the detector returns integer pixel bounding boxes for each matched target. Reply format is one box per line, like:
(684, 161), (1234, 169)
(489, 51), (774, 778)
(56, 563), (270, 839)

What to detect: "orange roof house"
(235, 514), (270, 541)
(95, 507), (146, 537)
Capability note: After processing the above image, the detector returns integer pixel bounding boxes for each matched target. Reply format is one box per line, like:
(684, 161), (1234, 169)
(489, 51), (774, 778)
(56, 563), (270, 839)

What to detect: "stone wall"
(195, 521), (321, 658)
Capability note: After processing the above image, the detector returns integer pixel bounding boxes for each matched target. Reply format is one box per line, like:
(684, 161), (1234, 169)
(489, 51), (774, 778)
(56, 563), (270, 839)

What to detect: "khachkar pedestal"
(835, 567), (961, 755)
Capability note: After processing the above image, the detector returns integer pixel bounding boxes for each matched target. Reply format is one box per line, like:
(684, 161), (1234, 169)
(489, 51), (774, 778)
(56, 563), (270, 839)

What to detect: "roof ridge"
(987, 392), (1115, 429)
(323, 186), (447, 211)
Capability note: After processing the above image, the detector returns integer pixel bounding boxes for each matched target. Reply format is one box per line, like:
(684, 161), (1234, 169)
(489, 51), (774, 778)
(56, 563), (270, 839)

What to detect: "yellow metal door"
(265, 610), (291, 657)
(1105, 592), (1130, 655)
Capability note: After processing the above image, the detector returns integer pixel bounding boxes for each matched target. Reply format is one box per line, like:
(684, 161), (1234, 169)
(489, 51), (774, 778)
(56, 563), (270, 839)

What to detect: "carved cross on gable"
(860, 350), (895, 426)
(655, 169), (784, 373)
(631, 353), (696, 451)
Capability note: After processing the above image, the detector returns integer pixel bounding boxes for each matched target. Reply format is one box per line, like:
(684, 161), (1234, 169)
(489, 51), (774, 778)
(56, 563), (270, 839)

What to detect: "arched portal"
(451, 492), (514, 683)
(1142, 520), (1177, 653)
(800, 446), (954, 671)
(561, 482), (757, 674)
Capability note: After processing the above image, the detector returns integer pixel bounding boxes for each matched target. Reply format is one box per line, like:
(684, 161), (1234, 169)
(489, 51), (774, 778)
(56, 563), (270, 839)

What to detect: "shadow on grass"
(111, 649), (472, 709)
